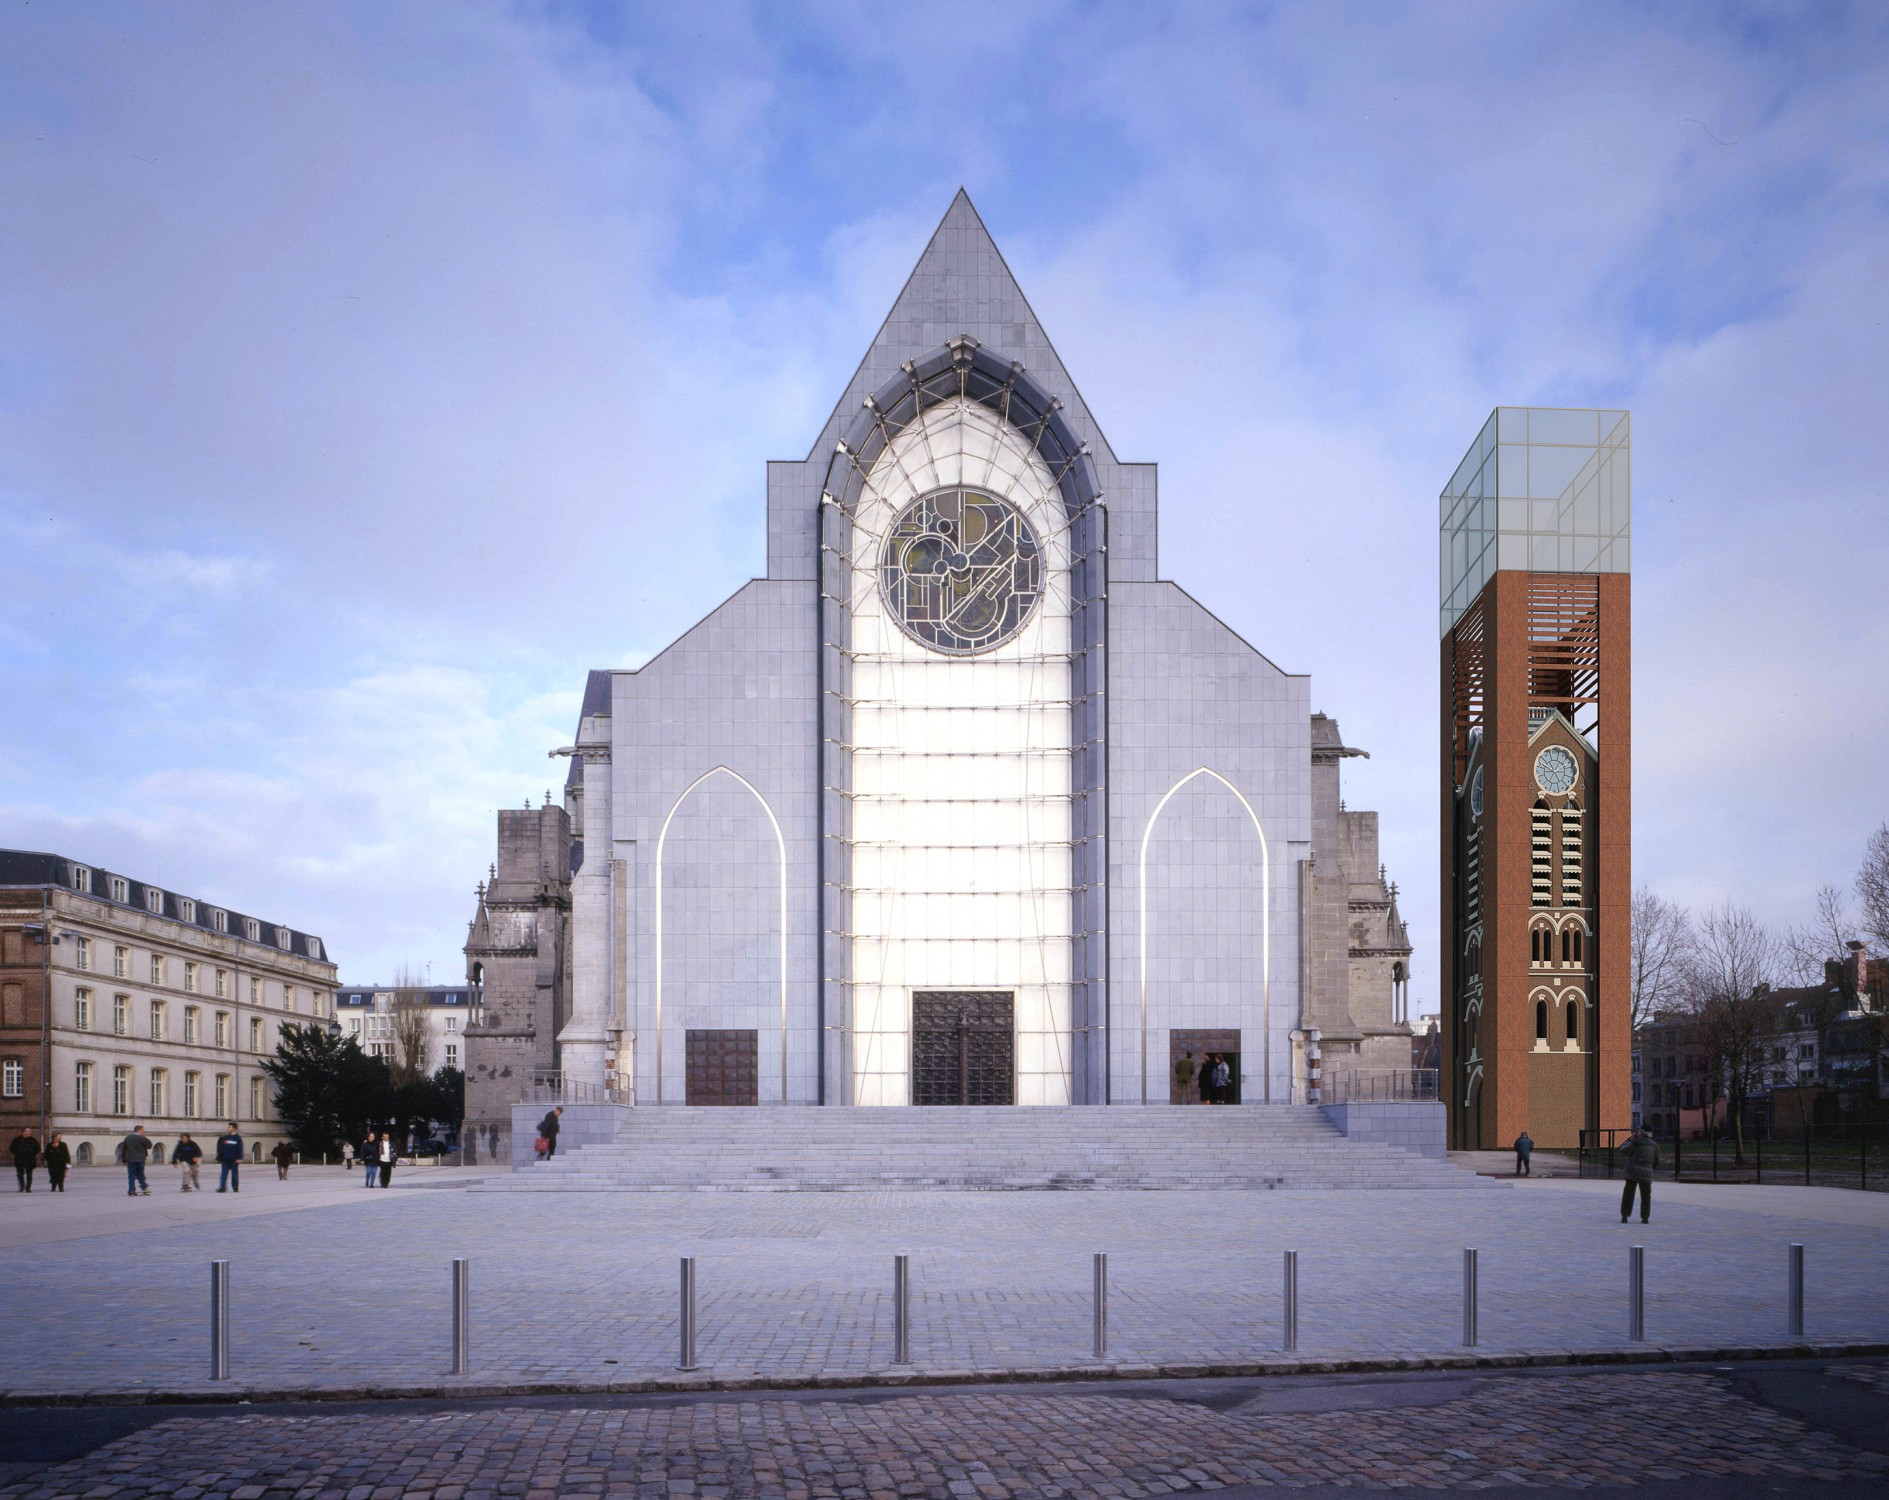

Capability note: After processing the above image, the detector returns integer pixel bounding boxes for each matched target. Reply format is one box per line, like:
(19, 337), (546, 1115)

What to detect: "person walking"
(173, 1133), (202, 1191)
(361, 1134), (380, 1186)
(43, 1134), (70, 1192)
(537, 1106), (563, 1160)
(271, 1140), (293, 1181)
(1513, 1130), (1535, 1177)
(1173, 1050), (1196, 1105)
(377, 1132), (396, 1188)
(215, 1123), (244, 1193)
(9, 1126), (39, 1192)
(119, 1125), (153, 1196)
(1619, 1126), (1659, 1224)
(343, 1140), (355, 1173)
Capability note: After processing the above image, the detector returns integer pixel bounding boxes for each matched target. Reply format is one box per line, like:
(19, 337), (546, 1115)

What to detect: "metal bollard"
(677, 1257), (698, 1371)
(893, 1254), (911, 1364)
(1092, 1252), (1108, 1359)
(1462, 1247), (1479, 1347)
(210, 1260), (230, 1380)
(1789, 1244), (1805, 1337)
(451, 1258), (470, 1375)
(1282, 1249), (1299, 1353)
(1629, 1245), (1645, 1342)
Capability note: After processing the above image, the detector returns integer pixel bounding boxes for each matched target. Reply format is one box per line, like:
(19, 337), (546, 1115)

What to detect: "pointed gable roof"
(805, 190), (1119, 466)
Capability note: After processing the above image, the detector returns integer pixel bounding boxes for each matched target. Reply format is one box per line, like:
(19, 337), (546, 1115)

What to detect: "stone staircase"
(476, 1105), (1495, 1192)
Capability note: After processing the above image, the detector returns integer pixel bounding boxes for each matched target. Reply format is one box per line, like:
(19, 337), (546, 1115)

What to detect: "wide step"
(478, 1106), (1494, 1193)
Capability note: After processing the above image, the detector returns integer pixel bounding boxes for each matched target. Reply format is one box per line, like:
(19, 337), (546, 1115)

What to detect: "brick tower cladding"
(1439, 409), (1632, 1151)
(463, 804), (572, 1166)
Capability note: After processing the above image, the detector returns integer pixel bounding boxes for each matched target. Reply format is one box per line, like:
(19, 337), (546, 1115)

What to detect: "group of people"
(7, 1124), (253, 1195)
(1172, 1051), (1235, 1105)
(10, 1128), (70, 1191)
(345, 1132), (401, 1187)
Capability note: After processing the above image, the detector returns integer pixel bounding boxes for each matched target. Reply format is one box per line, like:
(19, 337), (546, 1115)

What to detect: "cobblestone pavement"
(3, 1365), (1887, 1498)
(2, 1176), (1887, 1398)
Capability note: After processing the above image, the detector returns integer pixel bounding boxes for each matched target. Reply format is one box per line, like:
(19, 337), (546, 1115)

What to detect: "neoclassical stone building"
(503, 193), (1412, 1110)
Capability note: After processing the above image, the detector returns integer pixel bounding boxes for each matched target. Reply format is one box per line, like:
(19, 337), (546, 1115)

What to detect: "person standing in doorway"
(1212, 1054), (1232, 1105)
(1619, 1126), (1659, 1224)
(43, 1134), (70, 1192)
(1196, 1057), (1215, 1107)
(377, 1132), (396, 1188)
(1173, 1051), (1196, 1105)
(1514, 1130), (1535, 1177)
(119, 1125), (153, 1196)
(215, 1123), (244, 1192)
(9, 1126), (39, 1192)
(173, 1133), (202, 1191)
(271, 1140), (293, 1181)
(537, 1106), (563, 1160)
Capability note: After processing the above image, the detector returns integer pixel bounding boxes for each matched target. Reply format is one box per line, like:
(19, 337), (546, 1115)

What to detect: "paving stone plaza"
(3, 1170), (1887, 1401)
(5, 1171), (1889, 1494)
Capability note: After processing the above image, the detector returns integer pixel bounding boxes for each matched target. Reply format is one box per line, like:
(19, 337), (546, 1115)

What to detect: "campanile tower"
(1439, 408), (1632, 1150)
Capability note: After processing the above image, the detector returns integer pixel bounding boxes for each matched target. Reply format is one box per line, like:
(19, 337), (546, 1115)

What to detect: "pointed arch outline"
(1138, 766), (1272, 1105)
(653, 765), (789, 1106)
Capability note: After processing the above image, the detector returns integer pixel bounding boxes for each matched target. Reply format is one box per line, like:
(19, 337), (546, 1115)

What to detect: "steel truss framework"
(817, 336), (1108, 1106)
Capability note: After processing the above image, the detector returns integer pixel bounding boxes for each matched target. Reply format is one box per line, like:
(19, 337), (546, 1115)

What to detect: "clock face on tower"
(1468, 766), (1485, 818)
(1534, 745), (1579, 796)
(880, 488), (1044, 655)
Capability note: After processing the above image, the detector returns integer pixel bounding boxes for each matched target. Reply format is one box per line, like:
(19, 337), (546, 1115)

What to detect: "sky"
(2, 1), (1886, 1005)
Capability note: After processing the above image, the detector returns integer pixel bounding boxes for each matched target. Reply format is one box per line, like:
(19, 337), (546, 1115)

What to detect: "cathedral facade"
(524, 193), (1410, 1110)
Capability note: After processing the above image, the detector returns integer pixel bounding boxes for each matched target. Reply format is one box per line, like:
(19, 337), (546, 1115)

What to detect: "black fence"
(1580, 1123), (1888, 1191)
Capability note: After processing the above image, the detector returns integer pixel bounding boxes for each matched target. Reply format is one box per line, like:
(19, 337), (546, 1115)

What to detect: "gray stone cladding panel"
(1106, 581), (1311, 1106)
(612, 579), (821, 1105)
(1319, 1101), (1447, 1160)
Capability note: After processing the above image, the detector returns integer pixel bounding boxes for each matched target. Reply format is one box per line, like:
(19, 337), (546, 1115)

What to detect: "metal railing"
(1320, 1068), (1439, 1104)
(1583, 1122), (1886, 1191)
(527, 1074), (635, 1107)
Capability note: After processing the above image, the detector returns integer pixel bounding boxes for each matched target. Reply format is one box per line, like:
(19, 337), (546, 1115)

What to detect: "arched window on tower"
(1572, 926), (1584, 964)
(1565, 999), (1581, 1051)
(1535, 1000), (1549, 1049)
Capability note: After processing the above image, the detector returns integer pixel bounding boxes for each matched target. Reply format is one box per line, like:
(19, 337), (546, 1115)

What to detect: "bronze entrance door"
(1170, 1028), (1242, 1104)
(685, 1029), (759, 1106)
(911, 992), (1015, 1106)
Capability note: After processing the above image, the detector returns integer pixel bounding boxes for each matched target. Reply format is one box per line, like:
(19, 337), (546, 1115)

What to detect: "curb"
(4, 1340), (1886, 1408)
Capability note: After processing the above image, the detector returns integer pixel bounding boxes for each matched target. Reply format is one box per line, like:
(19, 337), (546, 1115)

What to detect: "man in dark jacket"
(1513, 1131), (1535, 1176)
(271, 1140), (294, 1180)
(119, 1125), (153, 1196)
(9, 1127), (40, 1192)
(173, 1133), (203, 1192)
(1619, 1127), (1659, 1223)
(215, 1124), (244, 1193)
(537, 1106), (563, 1160)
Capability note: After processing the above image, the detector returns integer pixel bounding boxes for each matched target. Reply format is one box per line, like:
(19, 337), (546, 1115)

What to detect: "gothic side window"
(880, 488), (1044, 655)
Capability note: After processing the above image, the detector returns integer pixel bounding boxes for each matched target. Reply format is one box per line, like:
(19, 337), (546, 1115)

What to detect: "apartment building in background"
(0, 849), (337, 1166)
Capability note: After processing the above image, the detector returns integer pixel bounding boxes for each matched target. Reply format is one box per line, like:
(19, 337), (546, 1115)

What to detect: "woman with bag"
(43, 1134), (71, 1192)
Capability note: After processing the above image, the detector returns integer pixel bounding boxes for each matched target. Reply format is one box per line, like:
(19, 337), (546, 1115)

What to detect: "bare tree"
(1857, 822), (1889, 952)
(1782, 883), (1855, 985)
(1685, 903), (1780, 1163)
(1630, 888), (1693, 1030)
(389, 965), (433, 1088)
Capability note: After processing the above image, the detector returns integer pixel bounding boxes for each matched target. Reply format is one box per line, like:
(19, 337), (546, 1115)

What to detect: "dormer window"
(110, 876), (129, 903)
(211, 909), (228, 934)
(245, 918), (260, 942)
(180, 899), (196, 924)
(306, 937), (322, 960)
(71, 866), (91, 894)
(276, 928), (291, 951)
(145, 888), (164, 914)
